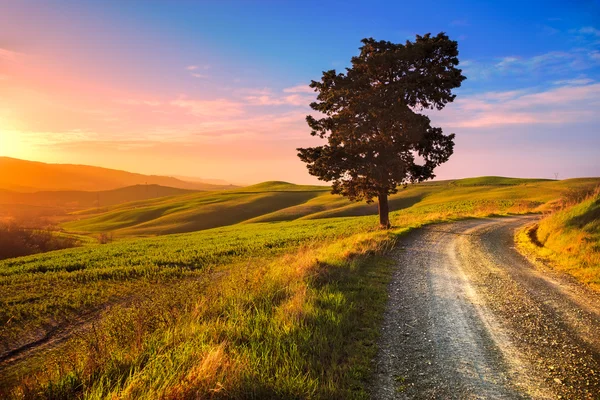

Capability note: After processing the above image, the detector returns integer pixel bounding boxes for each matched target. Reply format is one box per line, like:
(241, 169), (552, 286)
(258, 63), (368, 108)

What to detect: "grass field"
(517, 186), (600, 292)
(2, 176), (599, 398)
(63, 177), (600, 238)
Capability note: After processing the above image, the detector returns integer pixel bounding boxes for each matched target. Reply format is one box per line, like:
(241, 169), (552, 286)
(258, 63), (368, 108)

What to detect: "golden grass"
(4, 177), (600, 398)
(5, 229), (397, 399)
(516, 186), (600, 292)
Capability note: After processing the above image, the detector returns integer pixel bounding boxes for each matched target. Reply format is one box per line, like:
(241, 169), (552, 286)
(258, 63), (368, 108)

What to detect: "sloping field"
(2, 176), (599, 398)
(64, 182), (328, 235)
(517, 186), (600, 291)
(63, 177), (600, 237)
(0, 185), (194, 209)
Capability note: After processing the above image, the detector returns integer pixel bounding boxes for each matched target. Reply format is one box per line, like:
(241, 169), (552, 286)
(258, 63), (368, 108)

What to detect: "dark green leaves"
(298, 32), (466, 203)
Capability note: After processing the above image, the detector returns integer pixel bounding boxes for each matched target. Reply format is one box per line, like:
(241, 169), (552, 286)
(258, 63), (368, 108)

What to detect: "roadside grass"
(516, 187), (600, 292)
(2, 177), (600, 398)
(0, 217), (375, 357)
(10, 233), (399, 399)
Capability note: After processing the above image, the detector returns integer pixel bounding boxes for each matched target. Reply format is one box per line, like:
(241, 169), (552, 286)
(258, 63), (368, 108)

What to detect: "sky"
(0, 0), (599, 184)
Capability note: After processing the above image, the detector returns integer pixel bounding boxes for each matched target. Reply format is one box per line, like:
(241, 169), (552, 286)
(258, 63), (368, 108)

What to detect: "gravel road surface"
(372, 216), (600, 399)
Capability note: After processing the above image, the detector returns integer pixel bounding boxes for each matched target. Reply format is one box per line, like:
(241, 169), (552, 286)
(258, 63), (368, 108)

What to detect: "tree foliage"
(298, 33), (466, 227)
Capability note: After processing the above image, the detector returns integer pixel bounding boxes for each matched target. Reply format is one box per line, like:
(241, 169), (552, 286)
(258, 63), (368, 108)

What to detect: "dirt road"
(372, 216), (600, 399)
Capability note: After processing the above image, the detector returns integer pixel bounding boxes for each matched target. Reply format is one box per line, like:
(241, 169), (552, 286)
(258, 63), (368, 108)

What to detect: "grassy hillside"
(2, 176), (599, 398)
(2, 214), (393, 398)
(0, 185), (194, 209)
(517, 187), (600, 291)
(64, 189), (325, 236)
(0, 157), (236, 192)
(63, 177), (600, 237)
(451, 176), (551, 186)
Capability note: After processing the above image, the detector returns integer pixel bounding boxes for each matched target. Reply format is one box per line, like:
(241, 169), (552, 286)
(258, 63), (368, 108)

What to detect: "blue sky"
(1, 0), (599, 182)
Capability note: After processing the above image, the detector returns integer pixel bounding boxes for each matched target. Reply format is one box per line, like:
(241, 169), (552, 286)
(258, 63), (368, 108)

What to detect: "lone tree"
(298, 33), (466, 228)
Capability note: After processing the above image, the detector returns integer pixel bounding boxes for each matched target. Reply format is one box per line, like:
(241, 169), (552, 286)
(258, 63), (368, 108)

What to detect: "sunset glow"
(1, 3), (600, 397)
(1, 1), (599, 183)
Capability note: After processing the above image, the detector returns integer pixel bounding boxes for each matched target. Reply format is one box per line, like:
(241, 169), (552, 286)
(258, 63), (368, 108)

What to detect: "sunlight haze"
(1, 0), (599, 183)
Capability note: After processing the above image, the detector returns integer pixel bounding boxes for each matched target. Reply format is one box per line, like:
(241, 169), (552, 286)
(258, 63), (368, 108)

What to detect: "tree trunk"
(378, 193), (391, 229)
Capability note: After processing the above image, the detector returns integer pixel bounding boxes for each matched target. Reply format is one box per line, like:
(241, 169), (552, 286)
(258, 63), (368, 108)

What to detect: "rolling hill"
(63, 177), (600, 237)
(0, 157), (237, 192)
(0, 185), (194, 209)
(3, 174), (599, 398)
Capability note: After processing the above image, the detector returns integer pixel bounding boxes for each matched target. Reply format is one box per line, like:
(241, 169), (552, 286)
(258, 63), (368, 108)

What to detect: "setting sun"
(0, 128), (30, 159)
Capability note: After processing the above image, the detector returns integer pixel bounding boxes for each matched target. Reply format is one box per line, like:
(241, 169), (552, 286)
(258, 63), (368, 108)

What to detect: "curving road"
(372, 216), (600, 399)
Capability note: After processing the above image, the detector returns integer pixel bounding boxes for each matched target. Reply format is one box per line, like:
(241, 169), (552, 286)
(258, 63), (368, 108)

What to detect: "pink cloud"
(244, 94), (284, 106)
(170, 97), (245, 118)
(435, 82), (600, 128)
(243, 87), (314, 106)
(0, 48), (24, 62)
(186, 64), (210, 71)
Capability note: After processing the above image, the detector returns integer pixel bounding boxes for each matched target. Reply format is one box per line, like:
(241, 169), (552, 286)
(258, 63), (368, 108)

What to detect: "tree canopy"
(298, 33), (466, 228)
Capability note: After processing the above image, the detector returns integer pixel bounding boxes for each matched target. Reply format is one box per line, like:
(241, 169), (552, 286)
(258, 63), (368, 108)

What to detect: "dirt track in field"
(372, 216), (600, 399)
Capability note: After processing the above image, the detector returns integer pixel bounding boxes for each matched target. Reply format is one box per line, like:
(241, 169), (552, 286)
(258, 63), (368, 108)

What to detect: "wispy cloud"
(186, 64), (210, 71)
(186, 64), (210, 79)
(577, 26), (600, 37)
(242, 87), (314, 106)
(283, 84), (314, 94)
(461, 26), (600, 81)
(435, 82), (600, 128)
(463, 48), (600, 81)
(0, 48), (24, 62)
(494, 57), (519, 70)
(170, 97), (245, 118)
(245, 94), (311, 106)
(539, 25), (559, 36)
(552, 78), (594, 85)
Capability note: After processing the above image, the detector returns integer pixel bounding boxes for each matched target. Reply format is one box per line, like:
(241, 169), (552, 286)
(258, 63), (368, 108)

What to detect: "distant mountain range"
(0, 157), (238, 192)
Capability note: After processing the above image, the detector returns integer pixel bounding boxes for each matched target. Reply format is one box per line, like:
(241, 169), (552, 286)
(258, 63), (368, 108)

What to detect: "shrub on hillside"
(0, 223), (80, 260)
(97, 232), (113, 244)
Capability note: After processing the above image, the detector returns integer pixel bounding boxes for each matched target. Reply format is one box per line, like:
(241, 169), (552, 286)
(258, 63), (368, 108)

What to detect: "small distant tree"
(298, 33), (466, 228)
(98, 232), (113, 244)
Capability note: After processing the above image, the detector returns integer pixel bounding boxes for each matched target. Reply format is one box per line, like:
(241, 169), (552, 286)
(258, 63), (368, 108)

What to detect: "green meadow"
(63, 178), (598, 237)
(2, 177), (599, 398)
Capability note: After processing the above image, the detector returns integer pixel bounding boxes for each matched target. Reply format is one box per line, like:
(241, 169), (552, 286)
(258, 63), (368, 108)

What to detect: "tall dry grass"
(517, 186), (600, 291)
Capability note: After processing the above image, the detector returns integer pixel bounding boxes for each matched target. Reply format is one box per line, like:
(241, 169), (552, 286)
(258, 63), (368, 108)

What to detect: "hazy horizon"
(4, 155), (599, 190)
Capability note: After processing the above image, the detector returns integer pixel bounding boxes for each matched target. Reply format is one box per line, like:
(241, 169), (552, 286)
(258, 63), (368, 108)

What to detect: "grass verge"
(515, 187), (600, 292)
(5, 229), (401, 399)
